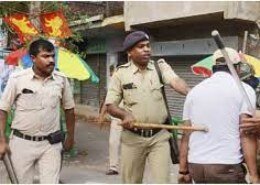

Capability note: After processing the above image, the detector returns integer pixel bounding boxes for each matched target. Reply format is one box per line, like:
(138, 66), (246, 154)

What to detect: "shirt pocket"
(49, 87), (62, 108)
(16, 92), (41, 110)
(151, 83), (163, 101)
(123, 88), (139, 106)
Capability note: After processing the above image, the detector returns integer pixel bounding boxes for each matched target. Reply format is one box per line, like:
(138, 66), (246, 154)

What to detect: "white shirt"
(183, 71), (256, 164)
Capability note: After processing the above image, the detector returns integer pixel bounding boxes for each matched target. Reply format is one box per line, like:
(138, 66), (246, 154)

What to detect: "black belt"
(13, 130), (48, 142)
(126, 128), (161, 138)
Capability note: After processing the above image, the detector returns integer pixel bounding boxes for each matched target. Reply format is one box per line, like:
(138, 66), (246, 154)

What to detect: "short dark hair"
(29, 39), (55, 56)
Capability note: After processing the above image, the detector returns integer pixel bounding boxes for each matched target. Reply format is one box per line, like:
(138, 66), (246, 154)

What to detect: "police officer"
(0, 39), (75, 183)
(105, 31), (190, 183)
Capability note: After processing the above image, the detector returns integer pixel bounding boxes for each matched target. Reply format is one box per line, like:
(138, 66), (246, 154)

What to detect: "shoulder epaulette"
(53, 70), (67, 78)
(116, 62), (131, 71)
(11, 69), (30, 78)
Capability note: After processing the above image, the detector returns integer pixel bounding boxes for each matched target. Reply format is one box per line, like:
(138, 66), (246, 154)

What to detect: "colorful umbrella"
(191, 55), (212, 77)
(5, 47), (99, 83)
(55, 47), (99, 82)
(5, 48), (27, 66)
(191, 54), (260, 77)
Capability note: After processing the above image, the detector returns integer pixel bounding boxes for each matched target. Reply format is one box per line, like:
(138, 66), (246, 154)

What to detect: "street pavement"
(0, 118), (178, 184)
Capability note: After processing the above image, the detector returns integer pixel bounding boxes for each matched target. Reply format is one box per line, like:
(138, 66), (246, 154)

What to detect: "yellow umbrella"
(19, 47), (99, 82)
(242, 54), (260, 77)
(56, 47), (90, 81)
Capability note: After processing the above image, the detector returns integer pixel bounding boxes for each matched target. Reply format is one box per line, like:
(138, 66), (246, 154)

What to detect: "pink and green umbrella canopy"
(191, 54), (260, 77)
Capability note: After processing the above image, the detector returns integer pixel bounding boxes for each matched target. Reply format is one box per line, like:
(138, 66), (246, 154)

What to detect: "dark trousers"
(189, 163), (247, 184)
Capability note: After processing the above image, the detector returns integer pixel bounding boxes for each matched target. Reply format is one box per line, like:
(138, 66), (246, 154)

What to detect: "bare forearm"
(240, 114), (259, 180)
(65, 108), (75, 138)
(107, 104), (130, 120)
(241, 133), (258, 178)
(0, 110), (7, 138)
(179, 134), (189, 172)
(179, 122), (191, 172)
(170, 77), (190, 96)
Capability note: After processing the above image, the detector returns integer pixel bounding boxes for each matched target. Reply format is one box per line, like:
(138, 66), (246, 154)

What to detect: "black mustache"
(47, 63), (55, 67)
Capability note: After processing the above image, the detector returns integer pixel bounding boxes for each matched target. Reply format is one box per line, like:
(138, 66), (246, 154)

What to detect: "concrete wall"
(124, 1), (260, 30)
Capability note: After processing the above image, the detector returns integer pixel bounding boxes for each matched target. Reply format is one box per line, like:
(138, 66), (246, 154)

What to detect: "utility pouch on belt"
(47, 130), (65, 144)
(154, 59), (180, 164)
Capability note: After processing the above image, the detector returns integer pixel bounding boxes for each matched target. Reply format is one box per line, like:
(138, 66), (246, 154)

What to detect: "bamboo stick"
(132, 122), (208, 132)
(82, 116), (208, 132)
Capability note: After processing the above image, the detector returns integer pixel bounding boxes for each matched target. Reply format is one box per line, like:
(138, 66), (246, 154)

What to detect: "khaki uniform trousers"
(109, 118), (122, 171)
(9, 135), (62, 184)
(121, 129), (171, 184)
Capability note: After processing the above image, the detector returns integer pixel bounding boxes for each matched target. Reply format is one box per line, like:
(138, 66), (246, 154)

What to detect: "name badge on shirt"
(122, 83), (137, 90)
(22, 88), (34, 94)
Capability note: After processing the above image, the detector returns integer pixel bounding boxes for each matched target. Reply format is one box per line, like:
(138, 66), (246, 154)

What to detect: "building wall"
(69, 1), (123, 18)
(124, 1), (260, 31)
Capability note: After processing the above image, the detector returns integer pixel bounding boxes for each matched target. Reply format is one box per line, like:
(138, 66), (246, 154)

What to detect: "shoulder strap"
(154, 60), (172, 125)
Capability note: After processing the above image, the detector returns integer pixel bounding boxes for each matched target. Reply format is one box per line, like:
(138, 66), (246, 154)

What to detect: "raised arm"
(158, 59), (190, 96)
(170, 77), (190, 96)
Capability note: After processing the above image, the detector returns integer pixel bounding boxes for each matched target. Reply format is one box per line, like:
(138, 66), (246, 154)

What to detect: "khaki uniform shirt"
(0, 68), (75, 136)
(105, 59), (178, 124)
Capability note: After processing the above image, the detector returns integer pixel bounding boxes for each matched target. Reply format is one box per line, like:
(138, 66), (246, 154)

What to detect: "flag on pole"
(40, 11), (72, 38)
(3, 14), (39, 42)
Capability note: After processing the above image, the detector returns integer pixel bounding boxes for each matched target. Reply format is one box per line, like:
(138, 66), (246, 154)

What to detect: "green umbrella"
(191, 55), (213, 77)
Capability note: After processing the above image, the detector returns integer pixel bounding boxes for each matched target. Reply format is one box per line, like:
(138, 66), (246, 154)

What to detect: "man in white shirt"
(179, 47), (259, 183)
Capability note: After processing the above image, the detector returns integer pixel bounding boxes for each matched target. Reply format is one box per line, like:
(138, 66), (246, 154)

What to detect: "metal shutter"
(80, 54), (107, 106)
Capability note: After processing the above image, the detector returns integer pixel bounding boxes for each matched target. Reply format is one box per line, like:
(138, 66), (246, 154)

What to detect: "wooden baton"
(132, 122), (208, 132)
(85, 116), (209, 132)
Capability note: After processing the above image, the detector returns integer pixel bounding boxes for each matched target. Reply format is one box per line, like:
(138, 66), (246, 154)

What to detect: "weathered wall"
(69, 1), (123, 18)
(124, 1), (260, 31)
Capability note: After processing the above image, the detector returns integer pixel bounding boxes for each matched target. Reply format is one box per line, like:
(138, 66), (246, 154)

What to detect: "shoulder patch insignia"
(11, 69), (30, 78)
(116, 62), (131, 71)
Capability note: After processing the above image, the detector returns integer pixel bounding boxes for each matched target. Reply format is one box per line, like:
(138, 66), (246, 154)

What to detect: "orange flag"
(40, 11), (71, 38)
(3, 14), (39, 42)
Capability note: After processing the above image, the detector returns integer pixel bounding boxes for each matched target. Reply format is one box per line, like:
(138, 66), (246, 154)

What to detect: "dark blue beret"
(123, 31), (150, 51)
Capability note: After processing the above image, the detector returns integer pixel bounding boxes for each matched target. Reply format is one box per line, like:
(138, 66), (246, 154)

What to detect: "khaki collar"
(130, 60), (154, 74)
(29, 67), (55, 81)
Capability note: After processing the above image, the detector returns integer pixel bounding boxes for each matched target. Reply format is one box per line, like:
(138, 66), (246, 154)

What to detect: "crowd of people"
(0, 30), (260, 184)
